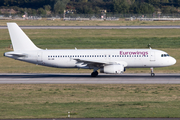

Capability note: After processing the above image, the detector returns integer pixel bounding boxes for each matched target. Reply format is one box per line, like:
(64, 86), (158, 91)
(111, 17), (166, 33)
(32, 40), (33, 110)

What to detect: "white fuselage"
(5, 49), (176, 69)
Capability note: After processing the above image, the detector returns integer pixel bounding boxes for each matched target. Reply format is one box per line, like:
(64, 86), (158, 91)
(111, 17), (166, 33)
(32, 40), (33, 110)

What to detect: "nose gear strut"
(151, 67), (155, 77)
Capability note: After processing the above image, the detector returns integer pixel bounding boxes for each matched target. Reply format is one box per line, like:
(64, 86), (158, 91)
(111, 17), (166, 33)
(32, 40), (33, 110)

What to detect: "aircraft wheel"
(151, 73), (155, 77)
(91, 71), (98, 77)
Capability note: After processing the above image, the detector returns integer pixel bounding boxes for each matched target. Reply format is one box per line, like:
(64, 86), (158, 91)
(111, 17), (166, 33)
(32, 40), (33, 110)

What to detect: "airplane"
(4, 23), (176, 77)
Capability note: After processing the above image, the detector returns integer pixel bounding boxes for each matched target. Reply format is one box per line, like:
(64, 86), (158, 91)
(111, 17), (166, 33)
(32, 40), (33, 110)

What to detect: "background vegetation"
(0, 0), (180, 15)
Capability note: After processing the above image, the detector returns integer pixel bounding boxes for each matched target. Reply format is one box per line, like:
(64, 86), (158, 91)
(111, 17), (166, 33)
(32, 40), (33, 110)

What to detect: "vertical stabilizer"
(7, 23), (40, 51)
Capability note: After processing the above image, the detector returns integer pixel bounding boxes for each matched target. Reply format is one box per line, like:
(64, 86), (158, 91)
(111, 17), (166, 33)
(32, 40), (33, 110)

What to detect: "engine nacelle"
(100, 64), (124, 74)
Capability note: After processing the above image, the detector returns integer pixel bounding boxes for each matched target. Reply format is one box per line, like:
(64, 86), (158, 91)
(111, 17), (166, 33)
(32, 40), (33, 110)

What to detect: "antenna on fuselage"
(148, 44), (151, 49)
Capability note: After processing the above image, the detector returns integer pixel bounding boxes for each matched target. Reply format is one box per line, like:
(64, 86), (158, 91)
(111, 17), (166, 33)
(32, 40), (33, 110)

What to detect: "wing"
(74, 58), (127, 68)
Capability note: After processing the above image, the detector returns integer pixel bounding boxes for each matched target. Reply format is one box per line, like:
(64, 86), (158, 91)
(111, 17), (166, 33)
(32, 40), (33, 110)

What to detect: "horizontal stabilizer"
(4, 52), (27, 58)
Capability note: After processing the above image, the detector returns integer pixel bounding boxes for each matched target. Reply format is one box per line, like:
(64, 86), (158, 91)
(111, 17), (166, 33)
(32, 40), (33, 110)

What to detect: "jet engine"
(100, 64), (125, 74)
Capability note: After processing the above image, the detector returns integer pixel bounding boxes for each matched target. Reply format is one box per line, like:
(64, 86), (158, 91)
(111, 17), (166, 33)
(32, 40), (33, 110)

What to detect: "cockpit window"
(161, 54), (169, 57)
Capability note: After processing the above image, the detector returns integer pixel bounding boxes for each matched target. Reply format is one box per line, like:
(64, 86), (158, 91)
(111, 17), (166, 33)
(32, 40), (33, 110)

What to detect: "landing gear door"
(150, 51), (155, 61)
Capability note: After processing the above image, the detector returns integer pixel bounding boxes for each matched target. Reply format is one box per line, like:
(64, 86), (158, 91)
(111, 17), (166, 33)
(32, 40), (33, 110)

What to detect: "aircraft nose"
(170, 57), (176, 65)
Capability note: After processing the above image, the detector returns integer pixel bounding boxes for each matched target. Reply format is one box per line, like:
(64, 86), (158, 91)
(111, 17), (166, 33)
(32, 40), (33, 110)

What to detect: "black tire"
(91, 71), (98, 77)
(151, 73), (155, 77)
(91, 72), (95, 77)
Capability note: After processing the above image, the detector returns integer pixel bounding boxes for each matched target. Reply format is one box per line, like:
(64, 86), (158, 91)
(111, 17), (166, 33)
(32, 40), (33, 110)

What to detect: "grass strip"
(1, 19), (180, 26)
(0, 84), (180, 118)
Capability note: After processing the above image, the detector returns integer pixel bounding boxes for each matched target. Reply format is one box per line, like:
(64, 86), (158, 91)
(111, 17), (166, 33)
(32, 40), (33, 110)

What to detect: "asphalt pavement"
(0, 73), (180, 84)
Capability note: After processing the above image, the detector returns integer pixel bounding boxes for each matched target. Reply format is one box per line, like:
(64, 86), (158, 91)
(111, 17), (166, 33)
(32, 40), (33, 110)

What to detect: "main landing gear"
(151, 67), (155, 77)
(91, 71), (98, 77)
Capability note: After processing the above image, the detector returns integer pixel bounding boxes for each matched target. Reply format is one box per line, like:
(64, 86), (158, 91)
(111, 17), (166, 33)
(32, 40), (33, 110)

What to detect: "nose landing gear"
(151, 67), (155, 77)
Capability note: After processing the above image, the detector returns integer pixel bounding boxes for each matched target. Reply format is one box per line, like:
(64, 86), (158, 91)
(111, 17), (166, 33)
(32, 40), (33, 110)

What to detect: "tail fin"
(7, 23), (40, 51)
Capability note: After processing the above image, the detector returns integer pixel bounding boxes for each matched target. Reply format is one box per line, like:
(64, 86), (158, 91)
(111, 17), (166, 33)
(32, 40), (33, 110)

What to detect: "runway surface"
(0, 73), (180, 84)
(1, 26), (180, 29)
